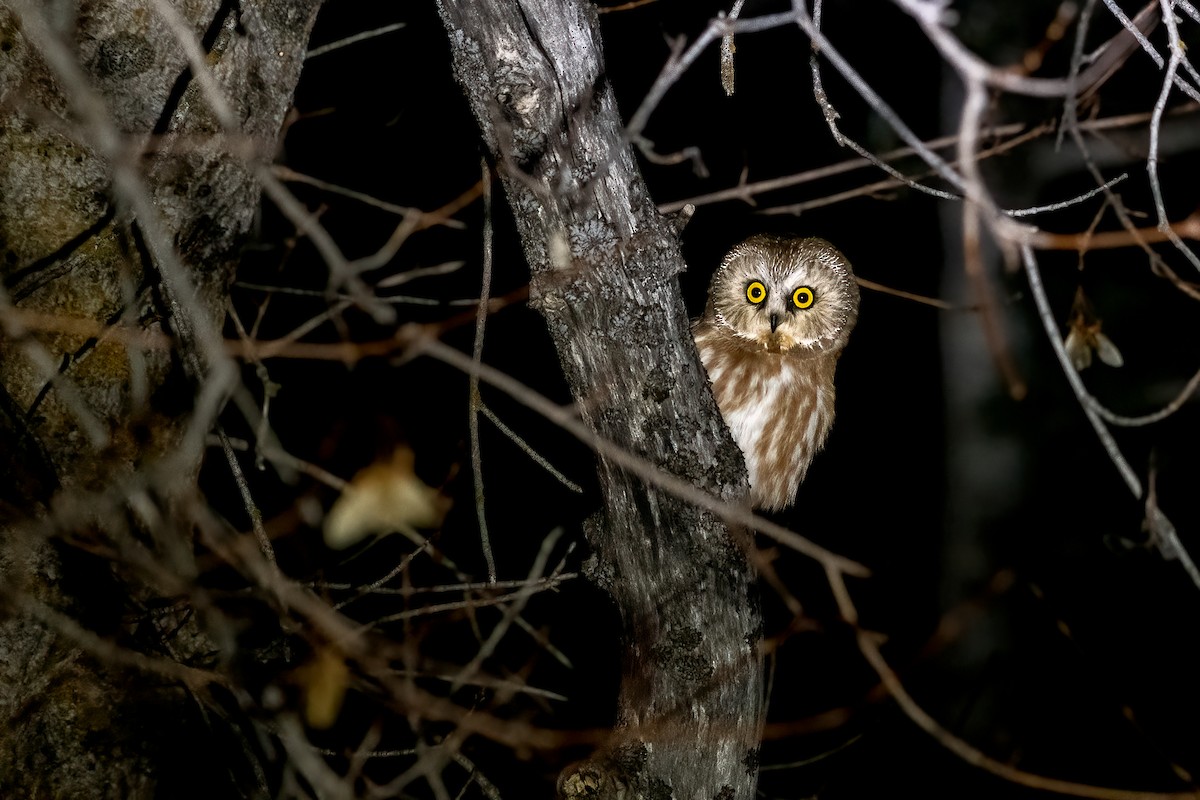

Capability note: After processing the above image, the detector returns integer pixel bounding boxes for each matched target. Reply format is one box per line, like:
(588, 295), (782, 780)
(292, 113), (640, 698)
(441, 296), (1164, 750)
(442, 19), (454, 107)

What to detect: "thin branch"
(451, 528), (563, 691)
(213, 434), (348, 490)
(198, 510), (585, 754)
(1086, 365), (1200, 427)
(1147, 0), (1200, 273)
(1005, 173), (1129, 218)
(234, 281), (441, 306)
(625, 10), (804, 157)
(256, 170), (392, 321)
(471, 159), (498, 584)
(720, 0), (748, 96)
(217, 427), (278, 566)
(451, 752), (504, 800)
(1101, 0), (1163, 66)
(316, 573), (577, 597)
(1057, 0), (1096, 150)
(895, 0), (1180, 99)
(809, 0), (959, 201)
(659, 122), (1029, 213)
(377, 261), (466, 289)
(306, 22), (407, 59)
(762, 122), (1052, 217)
(853, 626), (1198, 800)
(1145, 460), (1200, 589)
(1027, 209), (1200, 250)
(816, 568), (1200, 800)
(0, 288), (110, 447)
(410, 334), (871, 579)
(1055, 79), (1200, 304)
(855, 277), (965, 311)
(272, 165), (462, 223)
(790, 0), (967, 194)
(660, 106), (1196, 214)
(479, 405), (585, 493)
(958, 77), (1027, 399)
(7, 592), (221, 691)
(596, 0), (661, 11)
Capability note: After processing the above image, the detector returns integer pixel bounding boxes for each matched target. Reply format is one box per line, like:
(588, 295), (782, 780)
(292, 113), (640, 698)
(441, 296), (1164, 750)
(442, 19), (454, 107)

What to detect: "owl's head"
(705, 234), (859, 354)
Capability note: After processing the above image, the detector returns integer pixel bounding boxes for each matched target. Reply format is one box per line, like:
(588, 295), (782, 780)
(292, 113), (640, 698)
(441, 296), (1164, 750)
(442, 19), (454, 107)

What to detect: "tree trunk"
(437, 2), (765, 798)
(0, 1), (321, 796)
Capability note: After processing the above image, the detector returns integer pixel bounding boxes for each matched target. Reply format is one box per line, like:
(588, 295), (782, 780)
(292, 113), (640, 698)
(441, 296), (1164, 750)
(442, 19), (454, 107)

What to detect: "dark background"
(210, 1), (1200, 797)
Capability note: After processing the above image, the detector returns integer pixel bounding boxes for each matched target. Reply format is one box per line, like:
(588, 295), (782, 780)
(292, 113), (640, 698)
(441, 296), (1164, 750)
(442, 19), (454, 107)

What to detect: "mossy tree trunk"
(0, 1), (321, 796)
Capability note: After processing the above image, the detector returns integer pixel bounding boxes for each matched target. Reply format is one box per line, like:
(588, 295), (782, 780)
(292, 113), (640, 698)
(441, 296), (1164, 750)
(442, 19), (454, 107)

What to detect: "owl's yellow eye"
(792, 286), (815, 309)
(746, 281), (767, 304)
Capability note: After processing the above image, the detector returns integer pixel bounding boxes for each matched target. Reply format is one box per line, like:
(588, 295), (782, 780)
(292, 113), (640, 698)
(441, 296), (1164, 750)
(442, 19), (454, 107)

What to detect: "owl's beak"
(769, 313), (780, 333)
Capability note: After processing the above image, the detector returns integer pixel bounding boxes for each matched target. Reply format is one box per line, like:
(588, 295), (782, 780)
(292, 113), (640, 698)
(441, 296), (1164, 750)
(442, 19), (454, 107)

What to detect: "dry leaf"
(298, 646), (350, 730)
(323, 446), (451, 550)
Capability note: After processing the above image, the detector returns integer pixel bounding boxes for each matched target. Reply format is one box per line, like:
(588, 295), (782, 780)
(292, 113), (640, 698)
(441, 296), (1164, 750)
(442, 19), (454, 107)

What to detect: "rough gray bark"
(0, 1), (322, 796)
(438, 2), (765, 798)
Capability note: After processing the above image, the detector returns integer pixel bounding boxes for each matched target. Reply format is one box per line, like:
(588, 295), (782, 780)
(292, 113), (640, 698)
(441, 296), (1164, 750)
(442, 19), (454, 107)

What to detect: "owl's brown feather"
(694, 235), (858, 511)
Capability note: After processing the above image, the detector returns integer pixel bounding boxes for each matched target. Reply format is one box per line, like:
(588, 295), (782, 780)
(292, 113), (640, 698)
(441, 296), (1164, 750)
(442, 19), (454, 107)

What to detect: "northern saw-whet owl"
(693, 235), (859, 512)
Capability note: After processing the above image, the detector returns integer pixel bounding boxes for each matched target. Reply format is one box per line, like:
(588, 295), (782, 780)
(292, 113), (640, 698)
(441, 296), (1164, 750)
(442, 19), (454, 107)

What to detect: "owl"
(693, 235), (859, 512)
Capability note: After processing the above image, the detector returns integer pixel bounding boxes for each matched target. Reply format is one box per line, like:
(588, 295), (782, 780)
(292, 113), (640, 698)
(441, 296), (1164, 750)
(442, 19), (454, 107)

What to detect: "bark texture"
(438, 2), (765, 798)
(0, 1), (321, 796)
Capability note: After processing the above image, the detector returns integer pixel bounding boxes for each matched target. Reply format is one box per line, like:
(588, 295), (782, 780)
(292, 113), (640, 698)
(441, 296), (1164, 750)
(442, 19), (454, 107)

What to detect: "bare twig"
(213, 434), (348, 490)
(272, 165), (427, 219)
(411, 334), (871, 579)
(760, 123), (1063, 217)
(217, 427), (278, 566)
(452, 751), (504, 800)
(471, 159), (498, 584)
(720, 0), (748, 96)
(661, 105), (1196, 214)
(894, 0), (1177, 99)
(852, 625), (1198, 800)
(451, 528), (563, 690)
(818, 568), (1200, 800)
(809, 0), (959, 201)
(1027, 210), (1200, 250)
(790, 0), (967, 194)
(7, 593), (221, 691)
(315, 574), (576, 597)
(1146, 0), (1200, 273)
(1087, 365), (1200, 427)
(0, 288), (110, 447)
(626, 9), (803, 164)
(659, 122), (1029, 213)
(1006, 173), (1129, 217)
(855, 277), (965, 311)
(596, 0), (660, 11)
(479, 405), (584, 493)
(1145, 459), (1200, 588)
(958, 77), (1027, 398)
(306, 22), (407, 59)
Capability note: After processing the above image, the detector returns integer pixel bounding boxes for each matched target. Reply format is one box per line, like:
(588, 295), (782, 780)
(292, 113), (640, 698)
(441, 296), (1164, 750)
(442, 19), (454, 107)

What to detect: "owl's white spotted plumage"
(693, 235), (858, 511)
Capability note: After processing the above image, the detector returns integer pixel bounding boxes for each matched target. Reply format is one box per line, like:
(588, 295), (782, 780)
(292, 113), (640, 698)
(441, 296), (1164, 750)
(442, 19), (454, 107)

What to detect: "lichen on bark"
(0, 1), (322, 796)
(438, 1), (765, 797)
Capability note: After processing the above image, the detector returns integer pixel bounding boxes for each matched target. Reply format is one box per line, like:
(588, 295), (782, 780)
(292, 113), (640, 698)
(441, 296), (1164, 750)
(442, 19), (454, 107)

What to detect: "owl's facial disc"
(724, 267), (842, 352)
(709, 235), (859, 355)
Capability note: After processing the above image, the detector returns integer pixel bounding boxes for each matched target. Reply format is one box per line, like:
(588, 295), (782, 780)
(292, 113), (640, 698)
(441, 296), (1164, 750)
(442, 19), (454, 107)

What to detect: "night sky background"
(206, 1), (1200, 797)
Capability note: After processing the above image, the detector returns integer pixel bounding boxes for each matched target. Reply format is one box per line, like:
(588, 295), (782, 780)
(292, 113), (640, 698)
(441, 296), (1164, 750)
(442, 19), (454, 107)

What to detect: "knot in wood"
(493, 57), (544, 121)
